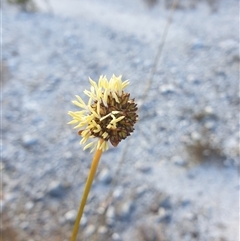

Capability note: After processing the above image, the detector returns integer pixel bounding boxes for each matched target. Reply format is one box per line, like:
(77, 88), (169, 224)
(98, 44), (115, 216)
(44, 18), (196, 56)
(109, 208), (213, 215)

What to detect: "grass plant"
(68, 76), (138, 240)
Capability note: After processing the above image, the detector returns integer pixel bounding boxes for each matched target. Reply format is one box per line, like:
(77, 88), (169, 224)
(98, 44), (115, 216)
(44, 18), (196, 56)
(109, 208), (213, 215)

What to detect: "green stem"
(70, 141), (104, 241)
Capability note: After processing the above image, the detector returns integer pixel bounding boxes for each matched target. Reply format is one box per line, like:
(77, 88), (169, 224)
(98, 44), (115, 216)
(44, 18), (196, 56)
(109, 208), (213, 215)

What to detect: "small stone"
(135, 185), (147, 197)
(204, 106), (213, 114)
(112, 233), (121, 241)
(187, 171), (196, 179)
(184, 212), (196, 221)
(113, 186), (124, 200)
(156, 208), (171, 223)
(64, 209), (77, 224)
(33, 192), (45, 202)
(25, 201), (34, 211)
(22, 134), (38, 147)
(143, 59), (152, 68)
(80, 214), (88, 227)
(135, 162), (151, 173)
(116, 200), (134, 220)
(187, 74), (200, 84)
(160, 84), (175, 94)
(47, 181), (66, 198)
(150, 202), (159, 213)
(0, 162), (5, 170)
(0, 201), (5, 213)
(106, 206), (115, 219)
(204, 121), (215, 130)
(97, 226), (108, 235)
(172, 156), (187, 167)
(191, 39), (206, 50)
(97, 206), (105, 215)
(132, 58), (141, 67)
(181, 199), (191, 207)
(20, 221), (29, 231)
(191, 131), (201, 141)
(106, 217), (114, 227)
(64, 151), (73, 160)
(160, 196), (172, 210)
(98, 168), (112, 185)
(85, 224), (96, 237)
(224, 138), (238, 154)
(4, 192), (17, 203)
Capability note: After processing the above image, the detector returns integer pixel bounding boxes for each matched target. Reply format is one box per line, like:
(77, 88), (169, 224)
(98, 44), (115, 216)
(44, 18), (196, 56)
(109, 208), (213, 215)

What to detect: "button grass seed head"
(68, 75), (138, 152)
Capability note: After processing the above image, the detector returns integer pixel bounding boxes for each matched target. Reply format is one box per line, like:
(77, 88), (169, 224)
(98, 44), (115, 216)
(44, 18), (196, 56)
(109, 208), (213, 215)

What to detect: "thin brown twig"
(96, 0), (180, 228)
(141, 0), (179, 102)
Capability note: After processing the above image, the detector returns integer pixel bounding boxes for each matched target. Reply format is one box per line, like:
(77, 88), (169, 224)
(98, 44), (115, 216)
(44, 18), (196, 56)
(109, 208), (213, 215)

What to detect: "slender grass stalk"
(141, 0), (179, 102)
(94, 0), (180, 229)
(70, 139), (104, 241)
(68, 76), (137, 240)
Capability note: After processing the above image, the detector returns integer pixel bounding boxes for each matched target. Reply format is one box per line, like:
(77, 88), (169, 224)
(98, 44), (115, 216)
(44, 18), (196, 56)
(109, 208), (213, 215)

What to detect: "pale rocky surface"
(2, 0), (239, 240)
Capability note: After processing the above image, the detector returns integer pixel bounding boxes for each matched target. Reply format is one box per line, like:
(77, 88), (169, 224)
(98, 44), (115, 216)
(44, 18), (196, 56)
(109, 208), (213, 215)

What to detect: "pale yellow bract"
(68, 75), (130, 152)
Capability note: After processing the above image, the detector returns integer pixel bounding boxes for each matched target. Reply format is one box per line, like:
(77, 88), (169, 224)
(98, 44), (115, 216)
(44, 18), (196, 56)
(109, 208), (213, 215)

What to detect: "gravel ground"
(2, 0), (239, 240)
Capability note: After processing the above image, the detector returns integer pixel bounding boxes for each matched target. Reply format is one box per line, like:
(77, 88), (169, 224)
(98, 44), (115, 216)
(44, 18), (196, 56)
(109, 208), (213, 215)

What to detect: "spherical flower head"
(68, 75), (138, 152)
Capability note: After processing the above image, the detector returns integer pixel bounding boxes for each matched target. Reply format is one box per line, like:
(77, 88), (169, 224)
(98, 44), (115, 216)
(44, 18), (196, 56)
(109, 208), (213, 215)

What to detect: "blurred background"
(2, 0), (239, 240)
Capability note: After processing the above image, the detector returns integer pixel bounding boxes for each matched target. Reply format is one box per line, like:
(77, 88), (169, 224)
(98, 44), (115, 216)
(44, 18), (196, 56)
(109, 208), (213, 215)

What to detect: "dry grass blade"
(141, 0), (179, 102)
(94, 0), (180, 233)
